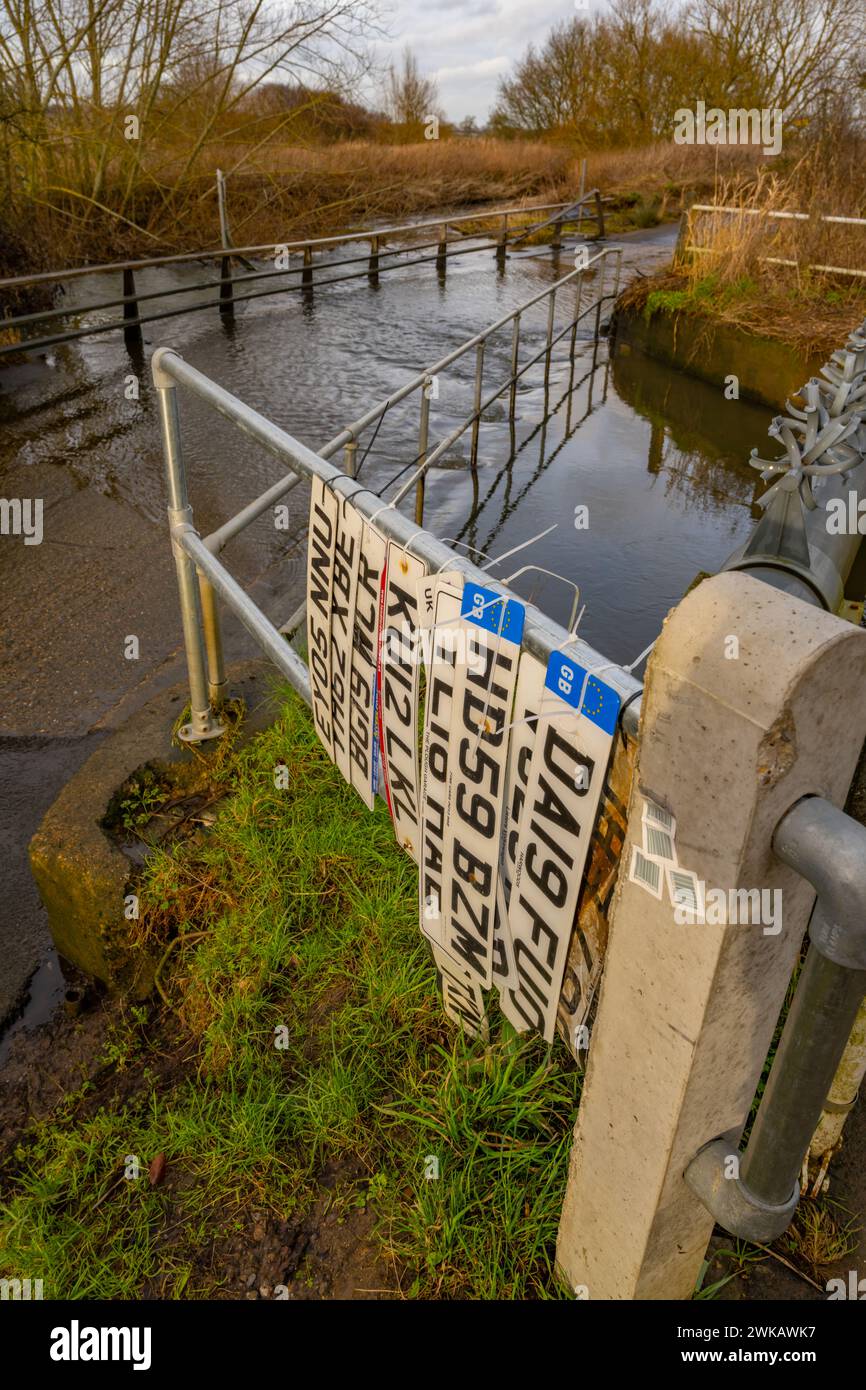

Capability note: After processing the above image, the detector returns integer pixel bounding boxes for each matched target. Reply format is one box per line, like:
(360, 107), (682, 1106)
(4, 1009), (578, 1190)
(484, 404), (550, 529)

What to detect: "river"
(0, 218), (774, 1033)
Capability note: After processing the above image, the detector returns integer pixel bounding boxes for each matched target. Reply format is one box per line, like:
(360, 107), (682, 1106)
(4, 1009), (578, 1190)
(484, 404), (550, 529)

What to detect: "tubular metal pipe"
(198, 572), (228, 707)
(179, 530), (311, 706)
(3, 235), (584, 358)
(205, 474), (303, 554)
(416, 389), (431, 526)
(740, 948), (866, 1206)
(1, 236), (451, 334)
(151, 347), (643, 735)
(723, 459), (866, 612)
(0, 199), (579, 290)
(685, 796), (866, 1240)
(155, 382), (225, 742)
(470, 341), (485, 464)
(509, 315), (521, 415)
(180, 530), (312, 706)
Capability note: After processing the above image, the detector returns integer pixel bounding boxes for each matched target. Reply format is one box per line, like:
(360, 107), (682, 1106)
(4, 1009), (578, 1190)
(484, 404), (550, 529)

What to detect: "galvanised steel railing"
(150, 245), (639, 748)
(190, 245), (623, 712)
(0, 192), (608, 357)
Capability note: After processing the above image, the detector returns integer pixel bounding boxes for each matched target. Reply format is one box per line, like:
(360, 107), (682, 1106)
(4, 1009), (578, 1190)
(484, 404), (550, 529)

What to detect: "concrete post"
(556, 571), (866, 1300)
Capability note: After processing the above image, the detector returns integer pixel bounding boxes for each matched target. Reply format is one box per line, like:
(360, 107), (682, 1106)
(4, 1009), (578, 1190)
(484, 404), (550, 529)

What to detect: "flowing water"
(0, 218), (775, 1027)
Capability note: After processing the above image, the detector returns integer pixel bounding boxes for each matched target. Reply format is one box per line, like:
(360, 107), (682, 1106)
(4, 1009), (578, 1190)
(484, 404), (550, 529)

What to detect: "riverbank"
(620, 269), (866, 359)
(1, 690), (577, 1300)
(3, 687), (863, 1301)
(614, 269), (866, 408)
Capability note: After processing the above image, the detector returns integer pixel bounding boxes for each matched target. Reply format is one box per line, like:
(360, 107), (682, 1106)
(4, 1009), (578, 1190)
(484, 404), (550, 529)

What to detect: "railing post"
(436, 224), (448, 272)
(555, 570), (866, 1299)
(151, 349), (226, 743)
(470, 340), (485, 466)
(415, 386), (431, 526)
(368, 235), (380, 278)
(216, 168), (231, 250)
(551, 213), (564, 250)
(198, 573), (228, 708)
(594, 188), (605, 240)
(570, 269), (584, 360)
(508, 313), (520, 416)
(122, 267), (143, 348)
(497, 212), (508, 261)
(544, 289), (556, 381)
(343, 439), (358, 478)
(219, 256), (234, 316)
(576, 156), (587, 234)
(302, 244), (313, 290)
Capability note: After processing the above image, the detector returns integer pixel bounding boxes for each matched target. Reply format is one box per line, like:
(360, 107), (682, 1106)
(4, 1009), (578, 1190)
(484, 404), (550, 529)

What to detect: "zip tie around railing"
(498, 639), (654, 740)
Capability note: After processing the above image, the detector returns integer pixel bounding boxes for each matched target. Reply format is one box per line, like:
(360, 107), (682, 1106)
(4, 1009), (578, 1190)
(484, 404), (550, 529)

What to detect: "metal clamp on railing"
(684, 796), (866, 1242)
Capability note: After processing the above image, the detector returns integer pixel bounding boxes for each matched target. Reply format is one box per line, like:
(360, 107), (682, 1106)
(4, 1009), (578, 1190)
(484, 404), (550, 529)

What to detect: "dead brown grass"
(0, 138), (576, 277)
(679, 143), (866, 288)
(619, 264), (866, 359)
(613, 138), (866, 358)
(585, 142), (767, 207)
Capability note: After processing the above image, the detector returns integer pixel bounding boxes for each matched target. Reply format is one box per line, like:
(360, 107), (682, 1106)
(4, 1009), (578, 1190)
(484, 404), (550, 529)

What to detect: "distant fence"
(683, 202), (866, 280)
(0, 191), (608, 358)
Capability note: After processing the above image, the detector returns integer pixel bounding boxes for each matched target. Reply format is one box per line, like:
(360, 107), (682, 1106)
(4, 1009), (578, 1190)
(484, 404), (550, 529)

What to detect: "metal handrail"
(203, 246), (622, 554)
(684, 203), (866, 281)
(151, 344), (642, 747)
(1, 195), (601, 291)
(691, 203), (866, 227)
(1, 194), (607, 357)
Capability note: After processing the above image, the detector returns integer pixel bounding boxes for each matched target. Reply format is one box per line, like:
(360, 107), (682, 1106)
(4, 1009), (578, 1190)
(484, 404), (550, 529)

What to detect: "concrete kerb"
(555, 570), (866, 1300)
(28, 660), (282, 996)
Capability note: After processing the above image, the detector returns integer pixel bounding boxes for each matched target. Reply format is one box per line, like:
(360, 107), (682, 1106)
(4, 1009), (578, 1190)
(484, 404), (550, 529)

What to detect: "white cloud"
(433, 56), (511, 82)
(367, 0), (615, 122)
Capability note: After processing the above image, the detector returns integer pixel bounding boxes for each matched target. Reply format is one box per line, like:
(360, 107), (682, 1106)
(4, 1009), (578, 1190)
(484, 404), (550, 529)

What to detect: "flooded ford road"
(0, 220), (773, 1024)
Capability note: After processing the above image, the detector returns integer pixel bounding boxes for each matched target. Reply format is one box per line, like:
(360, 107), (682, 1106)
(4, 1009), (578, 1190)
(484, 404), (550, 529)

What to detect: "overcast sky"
(370, 0), (612, 124)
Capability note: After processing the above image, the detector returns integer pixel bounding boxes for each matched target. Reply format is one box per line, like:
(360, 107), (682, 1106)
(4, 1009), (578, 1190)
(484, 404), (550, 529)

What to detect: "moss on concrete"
(615, 300), (826, 410)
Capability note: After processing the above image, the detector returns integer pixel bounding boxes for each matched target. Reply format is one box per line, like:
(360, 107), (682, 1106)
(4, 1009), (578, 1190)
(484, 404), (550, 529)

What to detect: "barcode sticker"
(642, 799), (676, 838)
(643, 822), (678, 865)
(667, 867), (702, 921)
(629, 846), (663, 898)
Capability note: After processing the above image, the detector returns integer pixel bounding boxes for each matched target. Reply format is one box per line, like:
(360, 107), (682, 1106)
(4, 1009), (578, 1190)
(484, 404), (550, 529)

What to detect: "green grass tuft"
(1, 690), (578, 1300)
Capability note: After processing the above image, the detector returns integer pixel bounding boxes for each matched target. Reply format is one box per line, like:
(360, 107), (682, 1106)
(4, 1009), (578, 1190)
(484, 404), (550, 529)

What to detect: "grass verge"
(618, 267), (866, 360)
(0, 690), (578, 1300)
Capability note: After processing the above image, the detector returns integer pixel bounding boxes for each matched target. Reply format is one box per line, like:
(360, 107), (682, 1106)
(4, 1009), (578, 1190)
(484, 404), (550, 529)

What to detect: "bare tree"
(0, 0), (380, 233)
(687, 0), (866, 117)
(383, 46), (439, 126)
